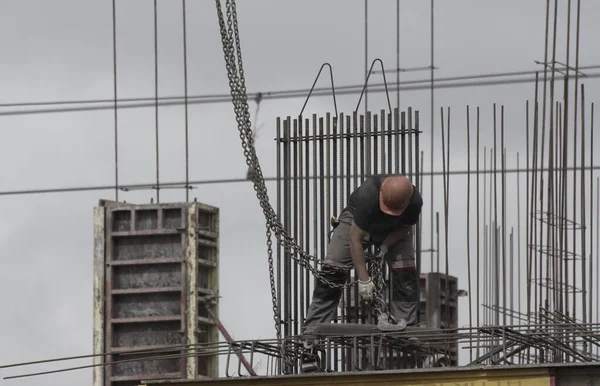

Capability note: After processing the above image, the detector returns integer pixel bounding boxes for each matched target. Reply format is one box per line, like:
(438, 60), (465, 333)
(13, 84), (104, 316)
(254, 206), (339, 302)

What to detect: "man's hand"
(358, 277), (376, 302)
(375, 244), (388, 259)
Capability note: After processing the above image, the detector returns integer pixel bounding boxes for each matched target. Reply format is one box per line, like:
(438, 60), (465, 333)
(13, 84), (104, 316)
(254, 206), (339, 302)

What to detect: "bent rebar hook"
(299, 62), (339, 118)
(355, 58), (393, 115)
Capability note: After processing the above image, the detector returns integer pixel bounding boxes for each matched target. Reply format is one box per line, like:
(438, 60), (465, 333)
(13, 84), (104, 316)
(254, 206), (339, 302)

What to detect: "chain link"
(370, 252), (388, 318)
(214, 0), (389, 328)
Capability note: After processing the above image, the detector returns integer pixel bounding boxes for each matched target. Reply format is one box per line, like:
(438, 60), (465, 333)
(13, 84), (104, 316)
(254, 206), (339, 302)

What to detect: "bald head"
(379, 175), (413, 216)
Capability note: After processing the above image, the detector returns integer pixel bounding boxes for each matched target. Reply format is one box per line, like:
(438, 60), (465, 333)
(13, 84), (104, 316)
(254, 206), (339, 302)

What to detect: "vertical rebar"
(112, 0), (119, 201)
(466, 105), (473, 362)
(590, 104), (595, 356)
(524, 104), (530, 357)
(572, 88), (579, 323)
(489, 149), (494, 333)
(364, 0), (368, 117)
(548, 0), (559, 317)
(182, 0), (190, 202)
(283, 119), (292, 344)
(484, 222), (488, 328)
(388, 110), (393, 174)
(476, 106), (481, 358)
(374, 113), (379, 177)
(436, 211), (440, 273)
(493, 104), (499, 328)
(153, 0), (160, 202)
(304, 118), (312, 326)
(293, 120), (299, 338)
(276, 119), (282, 343)
(429, 0), (435, 286)
(358, 113), (365, 323)
(483, 146), (488, 327)
(312, 115), (318, 324)
(298, 119), (305, 335)
(501, 106), (507, 327)
(415, 110), (422, 324)
(556, 100), (565, 320)
(517, 153), (522, 317)
(394, 108), (400, 173)
(346, 113), (353, 328)
(538, 0), (551, 322)
(409, 107), (414, 178)
(366, 111), (372, 178)
(335, 114), (343, 371)
(580, 85), (587, 341)
(401, 109), (407, 175)
(596, 176), (599, 355)
(380, 110), (386, 176)
(325, 114), (332, 362)
(532, 91), (541, 332)
(510, 228), (515, 329)
(441, 107), (451, 337)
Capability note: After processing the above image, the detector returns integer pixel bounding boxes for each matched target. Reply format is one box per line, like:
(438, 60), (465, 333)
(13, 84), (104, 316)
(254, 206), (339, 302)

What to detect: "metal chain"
(214, 0), (357, 295)
(214, 0), (393, 338)
(369, 252), (388, 317)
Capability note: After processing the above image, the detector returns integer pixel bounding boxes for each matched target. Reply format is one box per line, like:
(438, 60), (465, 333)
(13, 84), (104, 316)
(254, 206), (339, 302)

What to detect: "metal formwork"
(274, 108), (424, 372)
(93, 200), (220, 386)
(419, 273), (459, 366)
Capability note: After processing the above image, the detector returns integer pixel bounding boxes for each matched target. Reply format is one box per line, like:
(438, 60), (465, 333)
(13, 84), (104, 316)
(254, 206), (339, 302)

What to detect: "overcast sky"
(1, 0), (600, 385)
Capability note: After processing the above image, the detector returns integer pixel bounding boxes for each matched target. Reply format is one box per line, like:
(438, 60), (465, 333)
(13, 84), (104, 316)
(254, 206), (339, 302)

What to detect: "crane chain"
(369, 252), (388, 318)
(214, 0), (357, 285)
(214, 0), (390, 330)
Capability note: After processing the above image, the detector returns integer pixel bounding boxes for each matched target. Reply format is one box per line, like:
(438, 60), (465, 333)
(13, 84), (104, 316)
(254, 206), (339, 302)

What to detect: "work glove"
(358, 277), (376, 302)
(376, 245), (388, 259)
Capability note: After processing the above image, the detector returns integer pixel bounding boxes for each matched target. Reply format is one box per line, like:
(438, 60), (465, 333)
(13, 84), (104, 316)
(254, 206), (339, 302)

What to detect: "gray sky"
(1, 0), (600, 384)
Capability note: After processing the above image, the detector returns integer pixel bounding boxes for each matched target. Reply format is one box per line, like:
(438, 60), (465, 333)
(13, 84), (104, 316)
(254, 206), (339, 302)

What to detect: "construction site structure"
(93, 200), (220, 386)
(419, 272), (460, 365)
(141, 362), (600, 386)
(342, 272), (462, 366)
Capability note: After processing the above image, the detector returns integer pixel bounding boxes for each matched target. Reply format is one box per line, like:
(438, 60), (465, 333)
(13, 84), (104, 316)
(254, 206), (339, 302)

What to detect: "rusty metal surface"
(95, 201), (220, 386)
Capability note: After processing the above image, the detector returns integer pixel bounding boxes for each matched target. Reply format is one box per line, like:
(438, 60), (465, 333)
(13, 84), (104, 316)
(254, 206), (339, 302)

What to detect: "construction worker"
(303, 174), (423, 332)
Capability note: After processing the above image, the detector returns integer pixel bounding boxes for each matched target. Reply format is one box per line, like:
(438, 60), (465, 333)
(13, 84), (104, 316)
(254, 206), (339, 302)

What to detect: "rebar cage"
(273, 108), (430, 372)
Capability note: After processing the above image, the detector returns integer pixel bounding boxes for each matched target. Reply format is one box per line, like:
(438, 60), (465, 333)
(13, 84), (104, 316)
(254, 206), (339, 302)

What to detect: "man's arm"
(349, 221), (369, 282)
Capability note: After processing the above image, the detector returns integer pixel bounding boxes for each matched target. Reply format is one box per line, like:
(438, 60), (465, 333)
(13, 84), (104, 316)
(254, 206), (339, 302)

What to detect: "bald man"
(304, 174), (423, 332)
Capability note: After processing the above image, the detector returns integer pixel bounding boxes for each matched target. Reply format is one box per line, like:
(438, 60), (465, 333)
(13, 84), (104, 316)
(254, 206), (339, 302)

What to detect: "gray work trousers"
(304, 210), (418, 330)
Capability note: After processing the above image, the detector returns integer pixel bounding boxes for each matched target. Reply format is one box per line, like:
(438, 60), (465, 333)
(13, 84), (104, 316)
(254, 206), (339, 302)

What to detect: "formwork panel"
(113, 292), (182, 319)
(94, 201), (220, 386)
(419, 272), (459, 366)
(113, 264), (182, 290)
(112, 321), (183, 348)
(113, 234), (184, 261)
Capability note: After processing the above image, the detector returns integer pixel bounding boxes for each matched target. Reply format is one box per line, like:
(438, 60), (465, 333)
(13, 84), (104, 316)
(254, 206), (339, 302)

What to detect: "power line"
(1, 165), (599, 197)
(1, 66), (600, 117)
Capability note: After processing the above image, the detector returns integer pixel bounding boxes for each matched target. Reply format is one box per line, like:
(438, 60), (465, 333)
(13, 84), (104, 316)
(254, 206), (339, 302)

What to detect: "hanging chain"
(369, 252), (388, 318)
(214, 0), (389, 326)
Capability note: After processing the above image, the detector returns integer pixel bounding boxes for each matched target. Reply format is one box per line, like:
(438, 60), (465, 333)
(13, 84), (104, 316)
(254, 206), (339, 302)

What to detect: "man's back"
(344, 174), (422, 235)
